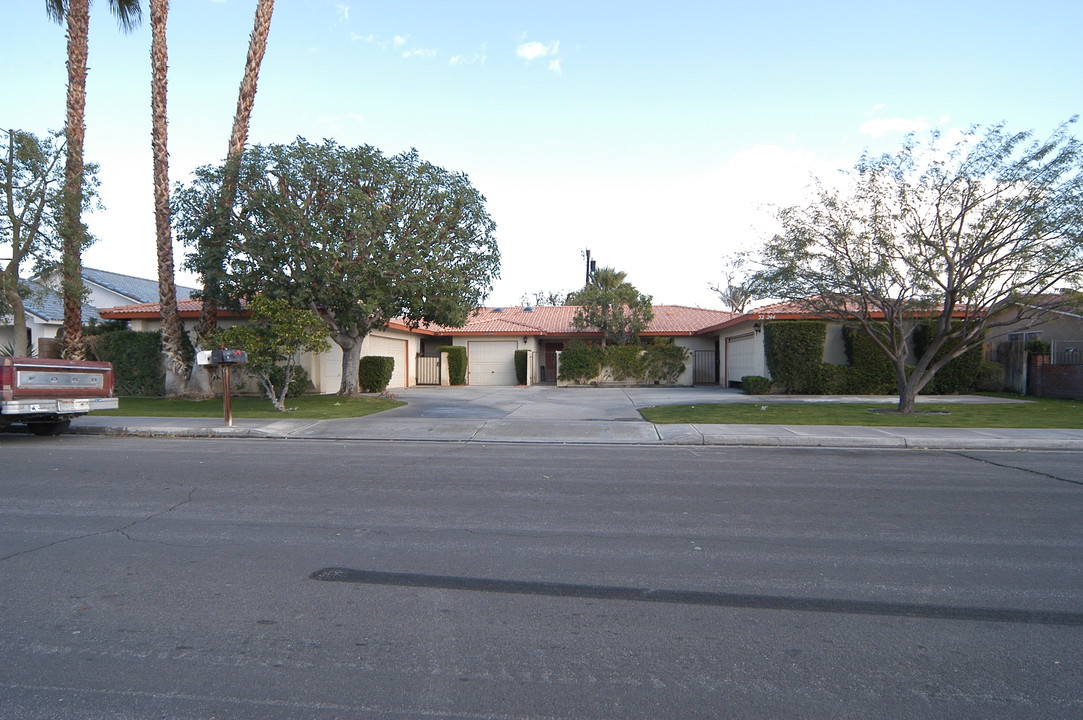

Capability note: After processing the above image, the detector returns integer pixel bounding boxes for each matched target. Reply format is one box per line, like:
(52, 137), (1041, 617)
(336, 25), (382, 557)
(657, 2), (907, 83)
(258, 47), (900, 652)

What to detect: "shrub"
(604, 344), (645, 381)
(842, 325), (896, 393)
(1026, 339), (1051, 355)
(913, 322), (983, 394)
(268, 364), (311, 398)
(440, 346), (467, 385)
(975, 360), (1006, 393)
(641, 340), (689, 384)
(86, 329), (179, 397)
(514, 349), (529, 384)
(764, 321), (827, 393)
(359, 355), (394, 392)
(741, 375), (772, 394)
(557, 342), (604, 383)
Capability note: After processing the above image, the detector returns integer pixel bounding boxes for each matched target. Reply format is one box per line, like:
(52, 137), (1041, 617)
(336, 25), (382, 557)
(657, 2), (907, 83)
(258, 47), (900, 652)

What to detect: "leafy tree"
(213, 296), (329, 411)
(2, 129), (99, 356)
(569, 266), (653, 346)
(46, 0), (142, 360)
(519, 289), (568, 306)
(750, 119), (1083, 412)
(187, 0), (275, 399)
(178, 138), (500, 396)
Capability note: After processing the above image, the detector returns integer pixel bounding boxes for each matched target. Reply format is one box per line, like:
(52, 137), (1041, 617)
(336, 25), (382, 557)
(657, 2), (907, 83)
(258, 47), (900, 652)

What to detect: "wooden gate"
(416, 353), (441, 385)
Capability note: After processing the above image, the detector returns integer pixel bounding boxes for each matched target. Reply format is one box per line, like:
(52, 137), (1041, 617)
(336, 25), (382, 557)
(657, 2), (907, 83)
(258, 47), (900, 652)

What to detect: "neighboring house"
(1, 268), (199, 355)
(985, 294), (1083, 396)
(98, 301), (738, 392)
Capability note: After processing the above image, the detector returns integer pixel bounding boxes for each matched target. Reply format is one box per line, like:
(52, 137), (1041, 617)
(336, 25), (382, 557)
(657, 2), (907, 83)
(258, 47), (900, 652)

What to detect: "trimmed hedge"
(764, 321), (827, 393)
(359, 355), (394, 393)
(913, 323), (983, 394)
(440, 346), (467, 385)
(86, 329), (193, 397)
(842, 325), (896, 394)
(514, 349), (529, 385)
(741, 375), (771, 394)
(642, 340), (688, 384)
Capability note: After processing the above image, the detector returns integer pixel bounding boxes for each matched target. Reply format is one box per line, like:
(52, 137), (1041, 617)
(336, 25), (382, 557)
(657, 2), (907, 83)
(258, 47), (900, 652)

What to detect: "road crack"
(1, 487), (198, 562)
(948, 451), (1083, 487)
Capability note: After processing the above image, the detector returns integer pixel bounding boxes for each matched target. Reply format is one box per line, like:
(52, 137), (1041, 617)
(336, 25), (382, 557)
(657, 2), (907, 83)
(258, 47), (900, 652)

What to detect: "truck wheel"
(28, 420), (72, 436)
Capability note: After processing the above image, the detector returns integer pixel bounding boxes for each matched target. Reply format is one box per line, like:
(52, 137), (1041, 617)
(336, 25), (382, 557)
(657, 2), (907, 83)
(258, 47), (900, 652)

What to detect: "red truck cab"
(0, 357), (119, 435)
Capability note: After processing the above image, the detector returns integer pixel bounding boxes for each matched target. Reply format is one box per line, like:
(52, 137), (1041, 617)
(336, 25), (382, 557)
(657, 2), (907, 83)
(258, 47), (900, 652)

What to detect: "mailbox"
(196, 349), (248, 366)
(212, 348), (248, 365)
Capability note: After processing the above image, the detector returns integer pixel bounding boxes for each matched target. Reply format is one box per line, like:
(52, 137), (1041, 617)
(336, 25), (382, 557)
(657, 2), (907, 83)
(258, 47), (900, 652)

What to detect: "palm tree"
(149, 0), (187, 395)
(46, 0), (142, 360)
(186, 0), (275, 397)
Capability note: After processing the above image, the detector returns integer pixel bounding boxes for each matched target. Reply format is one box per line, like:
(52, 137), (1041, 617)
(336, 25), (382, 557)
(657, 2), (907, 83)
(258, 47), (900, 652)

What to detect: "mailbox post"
(196, 348), (248, 426)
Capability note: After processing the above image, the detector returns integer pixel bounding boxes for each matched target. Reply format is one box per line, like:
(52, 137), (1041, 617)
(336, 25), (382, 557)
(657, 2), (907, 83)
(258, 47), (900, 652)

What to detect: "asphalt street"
(1, 436), (1081, 719)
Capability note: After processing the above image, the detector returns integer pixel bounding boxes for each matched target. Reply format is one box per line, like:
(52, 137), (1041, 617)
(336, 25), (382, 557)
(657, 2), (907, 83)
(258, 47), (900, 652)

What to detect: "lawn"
(639, 395), (1083, 428)
(91, 394), (405, 420)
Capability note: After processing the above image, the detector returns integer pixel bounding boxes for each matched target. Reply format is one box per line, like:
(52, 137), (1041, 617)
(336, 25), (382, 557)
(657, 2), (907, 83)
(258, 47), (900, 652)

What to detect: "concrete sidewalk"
(65, 386), (1083, 451)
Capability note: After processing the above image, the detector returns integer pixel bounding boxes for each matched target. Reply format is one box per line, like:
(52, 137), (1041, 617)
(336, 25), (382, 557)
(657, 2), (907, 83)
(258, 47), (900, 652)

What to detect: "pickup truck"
(1, 357), (119, 436)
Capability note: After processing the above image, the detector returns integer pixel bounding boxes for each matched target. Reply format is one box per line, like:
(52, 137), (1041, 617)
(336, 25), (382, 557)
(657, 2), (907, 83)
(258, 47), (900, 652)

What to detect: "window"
(1007, 331), (1042, 342)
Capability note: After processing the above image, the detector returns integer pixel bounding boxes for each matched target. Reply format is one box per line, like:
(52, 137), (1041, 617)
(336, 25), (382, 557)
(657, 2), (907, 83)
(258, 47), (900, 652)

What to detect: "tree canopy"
(177, 137), (500, 396)
(568, 266), (653, 346)
(750, 119), (1083, 411)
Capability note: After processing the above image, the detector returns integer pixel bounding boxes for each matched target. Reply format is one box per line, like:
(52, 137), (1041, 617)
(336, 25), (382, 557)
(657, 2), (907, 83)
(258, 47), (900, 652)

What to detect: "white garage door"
(364, 335), (408, 388)
(468, 341), (519, 386)
(725, 334), (760, 385)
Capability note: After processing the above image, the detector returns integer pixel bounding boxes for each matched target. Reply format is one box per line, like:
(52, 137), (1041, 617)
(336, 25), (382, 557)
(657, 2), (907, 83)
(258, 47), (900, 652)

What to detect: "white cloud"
(334, 3), (350, 21)
(548, 59), (562, 76)
(450, 50), (487, 66)
(393, 35), (409, 47)
(402, 48), (437, 59)
(516, 40), (559, 62)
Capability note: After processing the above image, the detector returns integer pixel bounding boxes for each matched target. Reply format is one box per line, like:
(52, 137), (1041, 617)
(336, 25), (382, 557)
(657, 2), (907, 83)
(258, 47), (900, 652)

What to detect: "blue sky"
(3, 0), (1080, 308)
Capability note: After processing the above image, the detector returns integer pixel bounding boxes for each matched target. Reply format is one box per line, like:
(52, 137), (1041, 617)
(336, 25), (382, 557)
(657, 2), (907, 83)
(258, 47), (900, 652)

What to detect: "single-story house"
(98, 300), (739, 392)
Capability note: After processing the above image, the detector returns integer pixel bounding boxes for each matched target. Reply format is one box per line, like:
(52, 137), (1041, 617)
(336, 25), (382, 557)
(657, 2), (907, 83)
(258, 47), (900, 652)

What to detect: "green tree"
(750, 119), (1083, 412)
(46, 0), (142, 360)
(214, 296), (329, 411)
(178, 138), (500, 396)
(569, 266), (653, 346)
(2, 129), (100, 356)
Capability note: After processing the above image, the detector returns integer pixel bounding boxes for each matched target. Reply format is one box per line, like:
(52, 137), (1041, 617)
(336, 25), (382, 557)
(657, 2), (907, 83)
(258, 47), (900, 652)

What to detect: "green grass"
(91, 394), (404, 420)
(639, 395), (1083, 428)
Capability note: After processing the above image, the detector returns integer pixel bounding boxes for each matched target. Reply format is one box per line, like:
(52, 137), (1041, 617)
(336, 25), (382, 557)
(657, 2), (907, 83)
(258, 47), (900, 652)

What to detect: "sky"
(2, 0), (1081, 309)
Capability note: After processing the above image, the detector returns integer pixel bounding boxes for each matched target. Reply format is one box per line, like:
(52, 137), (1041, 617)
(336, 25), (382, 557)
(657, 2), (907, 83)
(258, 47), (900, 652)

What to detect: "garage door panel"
(365, 335), (408, 388)
(468, 341), (518, 386)
(726, 335), (759, 385)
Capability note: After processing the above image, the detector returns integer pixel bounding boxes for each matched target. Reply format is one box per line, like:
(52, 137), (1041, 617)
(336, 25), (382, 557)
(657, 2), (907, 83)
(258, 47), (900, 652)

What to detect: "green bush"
(741, 375), (772, 394)
(641, 341), (689, 384)
(604, 344), (645, 381)
(913, 322), (983, 394)
(842, 325), (897, 393)
(764, 321), (827, 393)
(87, 329), (186, 397)
(514, 349), (529, 385)
(975, 360), (1006, 393)
(440, 346), (467, 385)
(359, 355), (394, 393)
(1026, 339), (1051, 355)
(268, 364), (311, 398)
(557, 342), (604, 383)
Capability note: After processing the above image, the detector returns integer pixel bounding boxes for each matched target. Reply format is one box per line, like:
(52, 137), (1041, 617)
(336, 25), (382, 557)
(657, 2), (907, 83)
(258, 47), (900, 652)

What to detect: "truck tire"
(28, 420), (72, 436)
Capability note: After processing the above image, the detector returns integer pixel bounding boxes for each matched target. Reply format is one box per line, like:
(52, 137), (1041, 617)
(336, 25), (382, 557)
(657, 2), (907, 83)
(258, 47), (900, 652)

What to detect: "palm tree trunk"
(150, 0), (188, 396)
(187, 0), (274, 397)
(60, 0), (90, 361)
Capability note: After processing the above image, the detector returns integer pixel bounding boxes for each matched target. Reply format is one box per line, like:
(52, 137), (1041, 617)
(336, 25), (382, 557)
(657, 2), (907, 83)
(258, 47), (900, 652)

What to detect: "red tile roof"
(99, 300), (738, 336)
